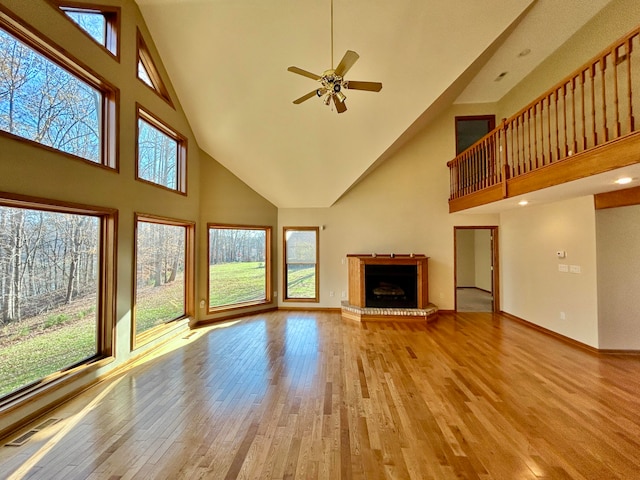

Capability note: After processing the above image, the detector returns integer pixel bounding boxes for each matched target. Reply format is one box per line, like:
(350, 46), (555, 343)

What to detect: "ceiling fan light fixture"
(336, 91), (346, 103)
(323, 93), (332, 106)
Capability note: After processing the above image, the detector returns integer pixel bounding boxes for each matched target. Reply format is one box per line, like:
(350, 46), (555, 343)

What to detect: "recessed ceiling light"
(615, 177), (633, 185)
(518, 48), (531, 58)
(494, 71), (508, 82)
(518, 200), (528, 206)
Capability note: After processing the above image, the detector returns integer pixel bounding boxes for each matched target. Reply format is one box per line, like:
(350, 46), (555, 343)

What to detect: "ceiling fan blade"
(345, 81), (383, 92)
(287, 66), (321, 81)
(293, 90), (319, 104)
(334, 50), (359, 77)
(333, 95), (347, 114)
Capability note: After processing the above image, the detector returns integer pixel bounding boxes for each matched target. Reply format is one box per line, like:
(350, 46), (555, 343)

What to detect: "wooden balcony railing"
(448, 25), (640, 205)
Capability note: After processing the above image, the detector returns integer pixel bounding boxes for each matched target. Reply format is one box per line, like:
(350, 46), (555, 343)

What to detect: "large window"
(208, 224), (272, 311)
(134, 214), (194, 348)
(0, 194), (116, 401)
(283, 227), (319, 302)
(0, 9), (117, 167)
(136, 106), (187, 193)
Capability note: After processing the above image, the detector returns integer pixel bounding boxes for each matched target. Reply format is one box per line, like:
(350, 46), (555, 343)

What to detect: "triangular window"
(54, 2), (119, 58)
(137, 29), (173, 106)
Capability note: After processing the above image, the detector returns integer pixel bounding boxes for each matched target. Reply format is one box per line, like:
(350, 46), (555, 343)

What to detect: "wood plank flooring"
(1, 311), (639, 479)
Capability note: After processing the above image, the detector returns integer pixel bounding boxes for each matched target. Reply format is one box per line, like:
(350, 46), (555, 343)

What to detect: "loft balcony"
(448, 25), (640, 213)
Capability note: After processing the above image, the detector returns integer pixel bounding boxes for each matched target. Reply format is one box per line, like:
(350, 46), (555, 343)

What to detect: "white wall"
(596, 205), (640, 350)
(500, 196), (599, 347)
(456, 230), (476, 287)
(474, 229), (492, 291)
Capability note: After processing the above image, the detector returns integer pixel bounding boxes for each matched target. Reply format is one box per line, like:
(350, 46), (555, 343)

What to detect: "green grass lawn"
(209, 261), (267, 307)
(286, 265), (316, 298)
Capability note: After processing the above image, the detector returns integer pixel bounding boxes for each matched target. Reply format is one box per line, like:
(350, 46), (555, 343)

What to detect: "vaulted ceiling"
(135, 0), (613, 208)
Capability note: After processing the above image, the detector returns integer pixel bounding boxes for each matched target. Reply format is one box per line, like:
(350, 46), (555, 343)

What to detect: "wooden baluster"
(553, 87), (561, 160)
(510, 119), (516, 177)
(612, 47), (621, 138)
(581, 69), (587, 151)
(591, 64), (597, 146)
(626, 37), (634, 132)
(527, 108), (532, 171)
(502, 122), (509, 182)
(533, 103), (539, 168)
(515, 116), (521, 174)
(539, 98), (545, 166)
(570, 77), (577, 155)
(600, 56), (609, 142)
(562, 84), (568, 157)
(547, 94), (552, 162)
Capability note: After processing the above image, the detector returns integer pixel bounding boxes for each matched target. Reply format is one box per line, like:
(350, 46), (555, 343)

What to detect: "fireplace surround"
(342, 254), (438, 322)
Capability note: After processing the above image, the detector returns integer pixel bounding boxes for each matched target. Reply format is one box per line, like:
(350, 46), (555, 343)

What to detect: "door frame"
(454, 226), (500, 312)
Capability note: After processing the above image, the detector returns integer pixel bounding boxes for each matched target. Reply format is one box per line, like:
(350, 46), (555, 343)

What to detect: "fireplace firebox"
(365, 264), (418, 308)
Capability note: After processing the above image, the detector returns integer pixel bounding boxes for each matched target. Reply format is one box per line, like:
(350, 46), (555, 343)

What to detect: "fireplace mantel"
(343, 254), (436, 322)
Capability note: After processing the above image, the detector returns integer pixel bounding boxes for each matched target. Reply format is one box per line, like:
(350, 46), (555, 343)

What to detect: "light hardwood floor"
(1, 311), (639, 479)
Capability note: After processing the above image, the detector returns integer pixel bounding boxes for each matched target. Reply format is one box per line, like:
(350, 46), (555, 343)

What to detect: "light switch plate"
(558, 264), (569, 272)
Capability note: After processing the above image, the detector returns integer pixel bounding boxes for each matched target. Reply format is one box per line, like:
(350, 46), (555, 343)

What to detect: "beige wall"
(198, 150), (278, 321)
(0, 0), (276, 434)
(500, 196), (599, 347)
(456, 230), (476, 287)
(278, 103), (500, 310)
(596, 205), (640, 350)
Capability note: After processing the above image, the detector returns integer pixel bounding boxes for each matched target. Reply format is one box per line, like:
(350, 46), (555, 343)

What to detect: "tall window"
(208, 225), (271, 311)
(0, 195), (116, 401)
(55, 2), (120, 58)
(0, 10), (117, 167)
(136, 106), (187, 193)
(283, 227), (319, 302)
(134, 214), (194, 348)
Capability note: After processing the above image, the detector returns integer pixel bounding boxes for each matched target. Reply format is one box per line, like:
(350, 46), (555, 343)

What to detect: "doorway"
(454, 226), (499, 312)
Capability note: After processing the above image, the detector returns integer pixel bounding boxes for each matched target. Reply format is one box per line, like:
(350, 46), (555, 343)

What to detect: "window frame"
(207, 223), (272, 313)
(48, 0), (121, 60)
(283, 226), (319, 302)
(135, 104), (187, 194)
(132, 213), (195, 350)
(136, 28), (173, 107)
(0, 191), (117, 408)
(0, 5), (119, 170)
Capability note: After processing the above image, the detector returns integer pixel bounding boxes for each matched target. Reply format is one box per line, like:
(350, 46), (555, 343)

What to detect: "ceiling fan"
(287, 0), (382, 114)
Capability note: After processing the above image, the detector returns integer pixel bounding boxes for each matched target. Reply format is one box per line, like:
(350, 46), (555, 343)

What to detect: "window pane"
(286, 264), (316, 299)
(63, 11), (106, 46)
(209, 227), (269, 308)
(286, 230), (316, 263)
(0, 207), (99, 398)
(0, 28), (102, 162)
(137, 117), (178, 190)
(135, 221), (185, 335)
(137, 61), (154, 88)
(284, 228), (318, 300)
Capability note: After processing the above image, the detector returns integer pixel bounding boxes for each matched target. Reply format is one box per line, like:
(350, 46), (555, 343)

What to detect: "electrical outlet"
(341, 291), (346, 298)
(560, 311), (566, 320)
(330, 291), (335, 297)
(274, 291), (278, 298)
